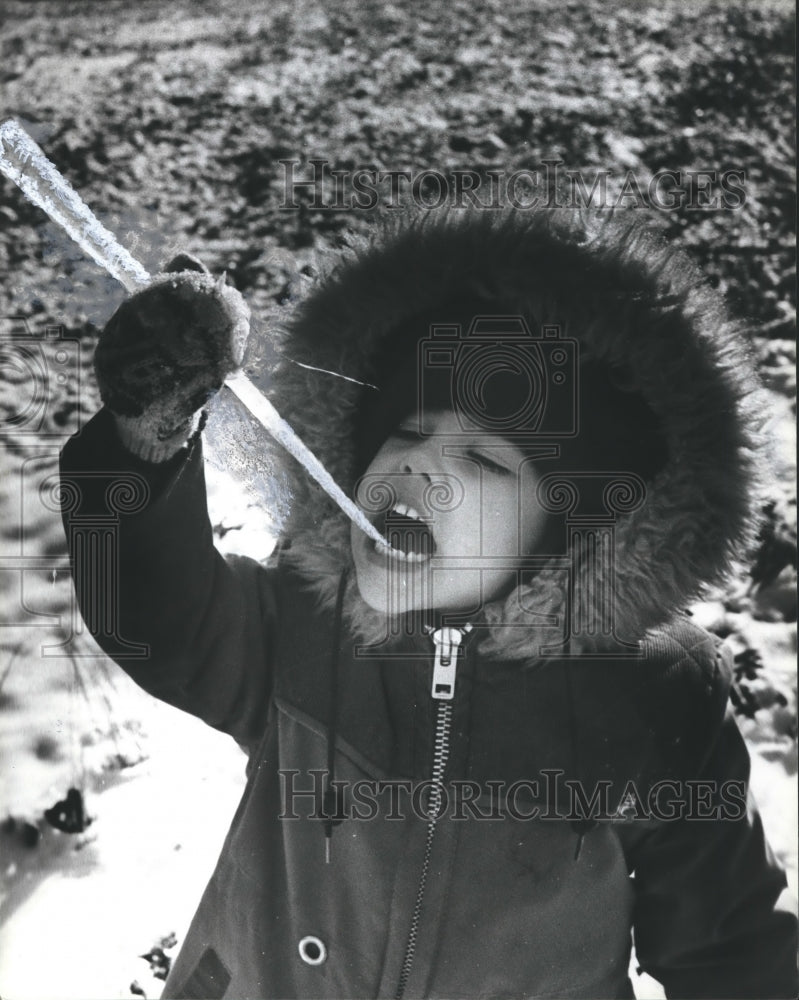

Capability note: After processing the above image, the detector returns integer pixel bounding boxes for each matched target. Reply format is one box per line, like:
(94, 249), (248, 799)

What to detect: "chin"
(351, 527), (427, 614)
(352, 560), (490, 621)
(352, 568), (391, 613)
(352, 561), (427, 615)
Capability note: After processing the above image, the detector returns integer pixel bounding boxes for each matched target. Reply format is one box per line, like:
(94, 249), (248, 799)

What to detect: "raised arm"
(59, 258), (279, 750)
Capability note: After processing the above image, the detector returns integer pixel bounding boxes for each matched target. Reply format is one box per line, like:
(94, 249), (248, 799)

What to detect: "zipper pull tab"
(430, 625), (472, 700)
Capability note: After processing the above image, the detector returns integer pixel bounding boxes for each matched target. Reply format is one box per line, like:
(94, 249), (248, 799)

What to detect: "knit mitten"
(95, 253), (250, 462)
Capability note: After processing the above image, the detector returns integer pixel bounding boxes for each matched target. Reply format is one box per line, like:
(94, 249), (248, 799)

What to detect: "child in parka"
(60, 208), (798, 999)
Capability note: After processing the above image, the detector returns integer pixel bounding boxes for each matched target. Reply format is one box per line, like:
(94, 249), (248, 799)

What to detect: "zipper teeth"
(395, 700), (453, 1000)
(429, 700), (452, 815)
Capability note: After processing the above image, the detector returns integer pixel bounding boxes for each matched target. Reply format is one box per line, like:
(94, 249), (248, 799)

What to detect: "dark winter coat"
(60, 209), (798, 999)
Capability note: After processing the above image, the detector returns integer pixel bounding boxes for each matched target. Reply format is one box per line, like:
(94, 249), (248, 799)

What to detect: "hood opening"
(268, 207), (763, 660)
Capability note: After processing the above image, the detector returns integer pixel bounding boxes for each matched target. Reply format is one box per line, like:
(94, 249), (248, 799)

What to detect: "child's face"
(351, 410), (546, 614)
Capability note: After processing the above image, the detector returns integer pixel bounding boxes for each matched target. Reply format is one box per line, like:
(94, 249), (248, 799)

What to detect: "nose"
(401, 463), (432, 485)
(400, 443), (433, 480)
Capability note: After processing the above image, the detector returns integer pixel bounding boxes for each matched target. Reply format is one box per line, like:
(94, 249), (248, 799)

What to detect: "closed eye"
(466, 450), (513, 475)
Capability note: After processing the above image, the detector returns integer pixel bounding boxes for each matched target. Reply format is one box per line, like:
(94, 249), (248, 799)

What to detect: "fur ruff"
(260, 208), (764, 661)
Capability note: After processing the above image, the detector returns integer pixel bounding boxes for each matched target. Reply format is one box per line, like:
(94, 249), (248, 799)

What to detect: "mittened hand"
(95, 253), (251, 462)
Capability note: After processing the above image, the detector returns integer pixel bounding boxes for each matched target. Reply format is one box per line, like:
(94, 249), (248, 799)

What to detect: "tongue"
(384, 512), (436, 556)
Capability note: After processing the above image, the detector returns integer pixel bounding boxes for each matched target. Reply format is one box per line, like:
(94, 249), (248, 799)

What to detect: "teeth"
(389, 502), (424, 523)
(371, 501), (433, 562)
(373, 539), (430, 562)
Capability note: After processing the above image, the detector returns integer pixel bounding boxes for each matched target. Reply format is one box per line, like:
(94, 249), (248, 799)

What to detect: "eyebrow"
(393, 424), (526, 462)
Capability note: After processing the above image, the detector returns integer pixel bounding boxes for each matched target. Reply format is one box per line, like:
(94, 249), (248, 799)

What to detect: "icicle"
(0, 119), (150, 293)
(0, 119), (391, 552)
(224, 373), (390, 549)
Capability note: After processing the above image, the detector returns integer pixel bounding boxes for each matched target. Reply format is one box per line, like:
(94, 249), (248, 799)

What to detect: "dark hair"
(354, 302), (668, 490)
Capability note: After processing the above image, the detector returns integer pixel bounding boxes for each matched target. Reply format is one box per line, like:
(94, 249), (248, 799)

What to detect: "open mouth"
(373, 502), (436, 563)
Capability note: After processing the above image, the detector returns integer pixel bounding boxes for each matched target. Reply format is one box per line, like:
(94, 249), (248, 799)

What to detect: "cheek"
(460, 485), (520, 556)
(358, 451), (387, 484)
(485, 480), (522, 524)
(518, 465), (549, 552)
(520, 485), (559, 557)
(353, 452), (394, 512)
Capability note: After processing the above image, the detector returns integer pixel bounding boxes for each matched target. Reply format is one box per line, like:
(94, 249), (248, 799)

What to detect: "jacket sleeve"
(59, 407), (280, 750)
(627, 705), (798, 999)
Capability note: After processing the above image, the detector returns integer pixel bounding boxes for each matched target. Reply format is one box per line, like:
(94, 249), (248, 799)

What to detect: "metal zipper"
(395, 625), (471, 1000)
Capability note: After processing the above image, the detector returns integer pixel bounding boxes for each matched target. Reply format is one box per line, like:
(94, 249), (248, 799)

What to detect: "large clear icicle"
(0, 118), (391, 551)
(220, 372), (390, 548)
(0, 120), (150, 293)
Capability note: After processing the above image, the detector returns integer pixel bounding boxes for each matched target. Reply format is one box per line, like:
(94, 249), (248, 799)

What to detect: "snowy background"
(0, 1), (795, 997)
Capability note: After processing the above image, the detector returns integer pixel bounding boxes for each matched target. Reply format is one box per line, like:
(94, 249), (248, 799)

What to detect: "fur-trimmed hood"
(261, 207), (762, 660)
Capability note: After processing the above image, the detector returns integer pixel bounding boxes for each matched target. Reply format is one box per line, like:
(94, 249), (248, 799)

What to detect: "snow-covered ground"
(0, 458), (255, 1000)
